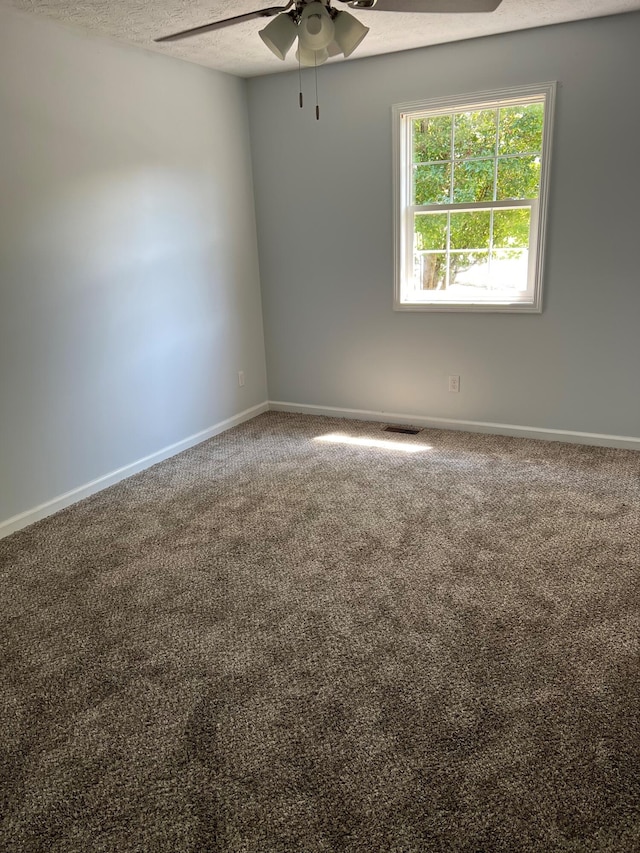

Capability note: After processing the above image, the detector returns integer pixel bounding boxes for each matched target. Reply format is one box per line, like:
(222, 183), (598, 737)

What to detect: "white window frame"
(392, 82), (556, 313)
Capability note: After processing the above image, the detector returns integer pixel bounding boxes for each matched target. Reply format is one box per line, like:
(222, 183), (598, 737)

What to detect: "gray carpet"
(1, 411), (639, 852)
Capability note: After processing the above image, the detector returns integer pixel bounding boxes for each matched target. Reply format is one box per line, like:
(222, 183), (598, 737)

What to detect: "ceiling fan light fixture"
(259, 12), (298, 60)
(296, 45), (329, 67)
(298, 2), (335, 51)
(333, 10), (370, 57)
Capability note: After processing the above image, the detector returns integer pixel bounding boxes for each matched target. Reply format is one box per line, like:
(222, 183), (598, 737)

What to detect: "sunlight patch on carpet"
(315, 432), (432, 453)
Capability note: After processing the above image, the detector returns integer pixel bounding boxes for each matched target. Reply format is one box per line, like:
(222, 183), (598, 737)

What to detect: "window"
(393, 83), (556, 312)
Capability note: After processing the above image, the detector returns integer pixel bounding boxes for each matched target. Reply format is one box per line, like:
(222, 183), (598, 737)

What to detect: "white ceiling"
(4, 0), (640, 77)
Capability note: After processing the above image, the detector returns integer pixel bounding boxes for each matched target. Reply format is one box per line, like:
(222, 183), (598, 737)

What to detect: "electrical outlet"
(238, 370), (245, 388)
(449, 375), (460, 393)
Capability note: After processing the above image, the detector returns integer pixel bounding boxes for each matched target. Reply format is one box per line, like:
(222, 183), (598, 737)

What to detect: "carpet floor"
(1, 411), (639, 852)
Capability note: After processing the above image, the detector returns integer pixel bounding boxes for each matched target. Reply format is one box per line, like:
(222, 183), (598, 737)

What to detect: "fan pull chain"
(298, 50), (303, 108)
(314, 52), (320, 120)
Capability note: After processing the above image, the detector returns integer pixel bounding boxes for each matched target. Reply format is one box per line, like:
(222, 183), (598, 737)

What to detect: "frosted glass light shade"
(298, 2), (335, 51)
(296, 45), (329, 67)
(333, 10), (369, 57)
(259, 14), (298, 60)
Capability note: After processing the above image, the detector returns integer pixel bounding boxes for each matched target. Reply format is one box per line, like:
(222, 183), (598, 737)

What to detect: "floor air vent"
(383, 425), (422, 435)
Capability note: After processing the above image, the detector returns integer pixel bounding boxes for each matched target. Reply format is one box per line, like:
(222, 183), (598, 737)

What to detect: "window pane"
(414, 213), (448, 251)
(454, 109), (497, 159)
(412, 115), (452, 163)
(490, 249), (529, 292)
(496, 156), (541, 200)
(499, 103), (544, 155)
(450, 252), (490, 290)
(493, 208), (531, 249)
(453, 159), (495, 203)
(415, 253), (447, 290)
(413, 164), (451, 204)
(450, 210), (491, 250)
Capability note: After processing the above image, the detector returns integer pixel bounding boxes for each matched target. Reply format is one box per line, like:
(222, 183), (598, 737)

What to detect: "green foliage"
(414, 215), (448, 289)
(499, 103), (544, 155)
(453, 159), (494, 203)
(496, 156), (541, 200)
(411, 100), (544, 289)
(411, 101), (544, 205)
(412, 115), (451, 162)
(450, 211), (491, 250)
(413, 164), (451, 205)
(454, 110), (497, 159)
(414, 213), (447, 251)
(493, 208), (530, 249)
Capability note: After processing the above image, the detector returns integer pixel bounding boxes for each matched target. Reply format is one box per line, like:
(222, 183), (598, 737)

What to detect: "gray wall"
(0, 8), (267, 525)
(248, 13), (640, 439)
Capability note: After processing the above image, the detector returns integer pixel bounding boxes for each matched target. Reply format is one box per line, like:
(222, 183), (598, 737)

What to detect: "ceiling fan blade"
(344, 0), (503, 11)
(155, 2), (293, 43)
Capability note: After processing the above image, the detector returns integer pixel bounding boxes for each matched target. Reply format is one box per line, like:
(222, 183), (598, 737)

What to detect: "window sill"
(394, 300), (542, 313)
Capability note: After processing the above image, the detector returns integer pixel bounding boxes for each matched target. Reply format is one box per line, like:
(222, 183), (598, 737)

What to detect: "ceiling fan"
(156, 1), (503, 57)
(156, 0), (503, 116)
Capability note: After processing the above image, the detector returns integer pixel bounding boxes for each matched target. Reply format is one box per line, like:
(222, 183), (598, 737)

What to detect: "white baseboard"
(269, 400), (640, 451)
(3, 398), (637, 540)
(0, 402), (269, 540)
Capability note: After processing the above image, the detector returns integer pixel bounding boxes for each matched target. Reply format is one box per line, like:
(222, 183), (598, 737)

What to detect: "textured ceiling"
(4, 0), (640, 77)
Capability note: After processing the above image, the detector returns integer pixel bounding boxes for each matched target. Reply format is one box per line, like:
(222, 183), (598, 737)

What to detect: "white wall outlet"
(238, 370), (245, 387)
(448, 375), (460, 393)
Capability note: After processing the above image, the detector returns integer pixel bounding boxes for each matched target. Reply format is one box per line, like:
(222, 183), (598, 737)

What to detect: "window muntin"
(394, 84), (555, 312)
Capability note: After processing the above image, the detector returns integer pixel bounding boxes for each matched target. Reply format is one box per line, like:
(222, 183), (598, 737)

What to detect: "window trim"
(392, 82), (557, 313)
